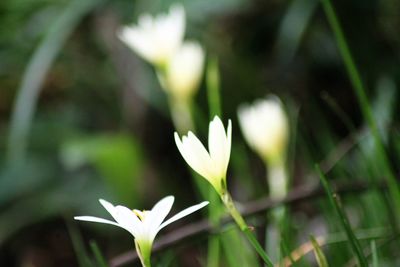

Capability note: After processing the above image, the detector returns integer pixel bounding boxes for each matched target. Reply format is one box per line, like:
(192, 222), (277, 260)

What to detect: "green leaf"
(60, 133), (143, 204)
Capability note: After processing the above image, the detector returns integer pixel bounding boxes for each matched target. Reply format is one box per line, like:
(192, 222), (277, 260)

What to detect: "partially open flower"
(238, 96), (289, 165)
(75, 196), (208, 266)
(175, 116), (231, 194)
(161, 41), (205, 100)
(118, 4), (185, 67)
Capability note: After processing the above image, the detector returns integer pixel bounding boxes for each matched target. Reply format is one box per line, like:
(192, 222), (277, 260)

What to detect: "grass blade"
(7, 0), (105, 165)
(90, 241), (109, 267)
(66, 219), (94, 267)
(275, 0), (318, 63)
(310, 235), (329, 267)
(316, 165), (368, 267)
(319, 0), (400, 225)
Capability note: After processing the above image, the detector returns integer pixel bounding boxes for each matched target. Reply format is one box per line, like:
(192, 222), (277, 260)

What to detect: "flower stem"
(168, 97), (195, 134)
(220, 191), (274, 267)
(135, 241), (152, 267)
(143, 258), (151, 267)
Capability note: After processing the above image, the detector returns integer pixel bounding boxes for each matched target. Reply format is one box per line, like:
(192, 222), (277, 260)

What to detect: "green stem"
(206, 55), (223, 267)
(265, 162), (288, 262)
(207, 190), (221, 267)
(220, 191), (274, 267)
(320, 0), (400, 225)
(135, 241), (152, 267)
(143, 258), (151, 267)
(168, 97), (195, 134)
(206, 56), (221, 118)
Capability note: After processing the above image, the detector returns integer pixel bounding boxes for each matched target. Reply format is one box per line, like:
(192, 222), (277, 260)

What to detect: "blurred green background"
(1, 0), (400, 266)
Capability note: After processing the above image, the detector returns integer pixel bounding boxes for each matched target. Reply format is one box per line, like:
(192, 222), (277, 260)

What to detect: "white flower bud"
(238, 96), (289, 165)
(163, 41), (205, 100)
(118, 4), (185, 67)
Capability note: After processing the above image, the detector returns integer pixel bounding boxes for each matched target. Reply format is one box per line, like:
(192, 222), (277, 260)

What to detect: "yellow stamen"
(133, 210), (148, 221)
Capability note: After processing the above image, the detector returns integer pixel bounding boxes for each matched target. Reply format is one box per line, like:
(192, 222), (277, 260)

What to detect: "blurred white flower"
(238, 96), (289, 165)
(175, 116), (231, 193)
(162, 41), (205, 99)
(75, 196), (208, 265)
(118, 4), (185, 67)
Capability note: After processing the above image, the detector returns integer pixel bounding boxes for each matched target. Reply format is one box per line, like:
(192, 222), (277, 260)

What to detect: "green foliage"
(1, 0), (400, 265)
(61, 133), (144, 204)
(317, 166), (368, 267)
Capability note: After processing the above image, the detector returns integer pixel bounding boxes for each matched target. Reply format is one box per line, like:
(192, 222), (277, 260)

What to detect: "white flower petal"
(158, 201), (209, 230)
(99, 199), (118, 220)
(118, 4), (185, 66)
(174, 132), (212, 179)
(146, 196), (174, 239)
(118, 27), (155, 64)
(74, 216), (120, 227)
(174, 115), (232, 192)
(208, 116), (228, 178)
(225, 119), (232, 171)
(237, 96), (288, 163)
(74, 195), (207, 256)
(164, 41), (204, 98)
(186, 132), (214, 175)
(114, 205), (143, 237)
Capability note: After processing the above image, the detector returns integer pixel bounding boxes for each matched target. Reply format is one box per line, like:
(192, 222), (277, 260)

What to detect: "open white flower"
(162, 41), (205, 100)
(75, 196), (208, 265)
(118, 4), (185, 67)
(174, 116), (231, 193)
(238, 96), (289, 165)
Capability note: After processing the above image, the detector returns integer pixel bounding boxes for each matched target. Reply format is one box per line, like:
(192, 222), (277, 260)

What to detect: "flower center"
(133, 209), (149, 221)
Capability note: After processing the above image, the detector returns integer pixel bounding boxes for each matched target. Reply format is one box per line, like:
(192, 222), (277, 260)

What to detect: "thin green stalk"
(207, 190), (221, 267)
(135, 241), (152, 267)
(316, 165), (368, 267)
(320, 0), (400, 224)
(265, 162), (288, 262)
(206, 57), (221, 118)
(207, 236), (220, 267)
(89, 241), (109, 267)
(206, 56), (223, 267)
(310, 235), (329, 267)
(66, 219), (94, 267)
(371, 240), (378, 267)
(168, 97), (195, 134)
(220, 191), (274, 267)
(281, 241), (296, 266)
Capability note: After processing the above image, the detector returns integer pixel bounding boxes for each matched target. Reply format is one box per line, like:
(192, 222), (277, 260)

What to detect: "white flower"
(74, 196), (208, 263)
(162, 41), (205, 99)
(238, 96), (289, 165)
(118, 4), (185, 67)
(174, 116), (231, 193)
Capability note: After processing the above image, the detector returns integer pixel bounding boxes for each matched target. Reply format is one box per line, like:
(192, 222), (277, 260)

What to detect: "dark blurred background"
(1, 0), (400, 266)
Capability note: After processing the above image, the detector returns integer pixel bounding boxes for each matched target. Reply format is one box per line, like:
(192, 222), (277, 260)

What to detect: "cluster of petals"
(75, 196), (208, 250)
(163, 41), (204, 99)
(238, 96), (289, 164)
(118, 5), (185, 66)
(175, 116), (231, 193)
